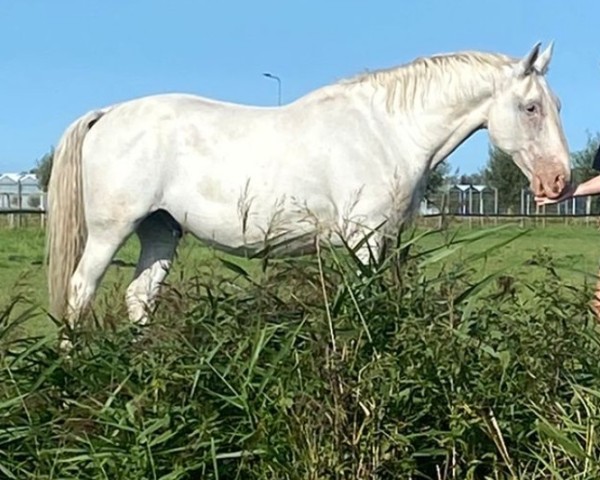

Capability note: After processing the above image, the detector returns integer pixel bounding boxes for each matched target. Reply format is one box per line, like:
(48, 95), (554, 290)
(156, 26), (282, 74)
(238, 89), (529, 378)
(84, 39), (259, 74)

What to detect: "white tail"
(46, 110), (107, 319)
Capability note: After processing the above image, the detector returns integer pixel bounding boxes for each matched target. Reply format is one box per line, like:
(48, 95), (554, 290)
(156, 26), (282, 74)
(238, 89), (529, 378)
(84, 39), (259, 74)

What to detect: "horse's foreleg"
(351, 228), (385, 271)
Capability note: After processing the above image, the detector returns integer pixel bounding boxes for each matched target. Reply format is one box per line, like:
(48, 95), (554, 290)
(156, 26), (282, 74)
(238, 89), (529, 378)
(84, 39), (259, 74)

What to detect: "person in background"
(535, 146), (600, 316)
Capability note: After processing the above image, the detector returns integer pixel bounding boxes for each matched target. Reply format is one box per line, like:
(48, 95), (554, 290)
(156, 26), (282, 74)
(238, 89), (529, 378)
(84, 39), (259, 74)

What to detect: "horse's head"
(487, 42), (570, 199)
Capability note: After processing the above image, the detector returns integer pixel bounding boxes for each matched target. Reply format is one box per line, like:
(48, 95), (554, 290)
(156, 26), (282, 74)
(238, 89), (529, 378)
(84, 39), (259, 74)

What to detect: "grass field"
(1, 221), (599, 330)
(1, 221), (600, 478)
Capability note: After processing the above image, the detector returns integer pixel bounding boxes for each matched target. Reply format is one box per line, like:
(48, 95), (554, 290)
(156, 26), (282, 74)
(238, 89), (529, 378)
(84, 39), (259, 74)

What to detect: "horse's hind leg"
(63, 222), (134, 350)
(126, 211), (181, 325)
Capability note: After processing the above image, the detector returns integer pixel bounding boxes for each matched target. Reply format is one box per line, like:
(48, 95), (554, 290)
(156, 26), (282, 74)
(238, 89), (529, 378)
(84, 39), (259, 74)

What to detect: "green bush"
(1, 227), (599, 479)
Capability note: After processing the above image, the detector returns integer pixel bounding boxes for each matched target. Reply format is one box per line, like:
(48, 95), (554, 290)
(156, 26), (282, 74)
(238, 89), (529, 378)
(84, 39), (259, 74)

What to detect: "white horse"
(47, 42), (571, 348)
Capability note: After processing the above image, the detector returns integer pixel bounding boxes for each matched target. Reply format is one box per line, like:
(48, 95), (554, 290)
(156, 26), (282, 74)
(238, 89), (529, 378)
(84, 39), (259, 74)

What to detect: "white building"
(0, 173), (43, 209)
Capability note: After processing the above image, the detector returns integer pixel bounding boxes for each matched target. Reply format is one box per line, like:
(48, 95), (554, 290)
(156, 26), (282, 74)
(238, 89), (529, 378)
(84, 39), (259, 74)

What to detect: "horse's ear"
(514, 42), (541, 77)
(533, 41), (554, 74)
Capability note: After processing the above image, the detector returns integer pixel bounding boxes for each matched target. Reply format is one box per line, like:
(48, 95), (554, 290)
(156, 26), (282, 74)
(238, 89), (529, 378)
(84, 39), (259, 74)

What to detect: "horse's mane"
(336, 51), (516, 111)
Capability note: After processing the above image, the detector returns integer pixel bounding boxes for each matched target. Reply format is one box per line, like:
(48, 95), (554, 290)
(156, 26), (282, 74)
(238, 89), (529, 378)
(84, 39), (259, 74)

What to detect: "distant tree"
(571, 131), (600, 184)
(570, 132), (600, 213)
(32, 148), (54, 192)
(444, 166), (486, 187)
(27, 195), (41, 209)
(483, 146), (527, 212)
(425, 161), (450, 197)
(458, 172), (485, 185)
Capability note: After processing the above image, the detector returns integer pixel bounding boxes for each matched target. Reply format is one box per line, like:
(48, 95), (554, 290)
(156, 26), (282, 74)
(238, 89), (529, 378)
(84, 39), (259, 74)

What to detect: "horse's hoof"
(58, 337), (74, 355)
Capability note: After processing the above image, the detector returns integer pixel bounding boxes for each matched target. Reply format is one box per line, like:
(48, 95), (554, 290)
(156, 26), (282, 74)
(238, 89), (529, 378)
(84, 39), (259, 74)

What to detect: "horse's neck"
(304, 72), (496, 170)
(394, 86), (494, 171)
(425, 99), (491, 168)
(357, 62), (504, 170)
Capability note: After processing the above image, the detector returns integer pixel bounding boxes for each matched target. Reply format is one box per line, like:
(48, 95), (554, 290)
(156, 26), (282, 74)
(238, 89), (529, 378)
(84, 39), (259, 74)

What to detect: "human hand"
(534, 184), (576, 206)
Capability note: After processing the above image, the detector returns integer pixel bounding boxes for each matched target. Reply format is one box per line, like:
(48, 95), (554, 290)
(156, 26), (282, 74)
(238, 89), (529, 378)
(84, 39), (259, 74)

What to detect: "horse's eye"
(525, 103), (539, 115)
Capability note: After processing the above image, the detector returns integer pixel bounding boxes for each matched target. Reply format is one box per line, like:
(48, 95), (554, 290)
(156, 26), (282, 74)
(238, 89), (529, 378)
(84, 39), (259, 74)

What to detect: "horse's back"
(81, 91), (342, 188)
(78, 93), (338, 248)
(76, 89), (400, 254)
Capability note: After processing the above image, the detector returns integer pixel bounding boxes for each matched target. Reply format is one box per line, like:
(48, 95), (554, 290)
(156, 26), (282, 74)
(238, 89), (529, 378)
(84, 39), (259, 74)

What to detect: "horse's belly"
(171, 198), (332, 258)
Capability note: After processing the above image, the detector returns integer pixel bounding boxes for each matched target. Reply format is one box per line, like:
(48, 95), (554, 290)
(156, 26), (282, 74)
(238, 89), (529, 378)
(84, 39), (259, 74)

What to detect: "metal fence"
(3, 186), (600, 230)
(0, 174), (46, 227)
(425, 185), (600, 217)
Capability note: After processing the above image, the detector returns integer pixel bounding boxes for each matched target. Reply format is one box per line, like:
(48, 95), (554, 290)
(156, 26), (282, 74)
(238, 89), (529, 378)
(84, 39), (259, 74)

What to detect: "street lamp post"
(262, 72), (282, 106)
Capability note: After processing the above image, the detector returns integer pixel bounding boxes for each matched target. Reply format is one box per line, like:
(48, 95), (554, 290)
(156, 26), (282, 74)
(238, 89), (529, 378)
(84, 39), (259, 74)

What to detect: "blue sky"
(2, 0), (600, 175)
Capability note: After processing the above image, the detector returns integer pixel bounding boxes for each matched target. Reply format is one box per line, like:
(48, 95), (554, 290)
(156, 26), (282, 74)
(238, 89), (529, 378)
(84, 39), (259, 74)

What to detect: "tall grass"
(1, 226), (599, 479)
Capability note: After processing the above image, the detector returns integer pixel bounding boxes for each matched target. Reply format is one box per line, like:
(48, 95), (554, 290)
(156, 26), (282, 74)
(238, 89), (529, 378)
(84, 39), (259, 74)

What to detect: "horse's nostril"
(556, 174), (567, 193)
